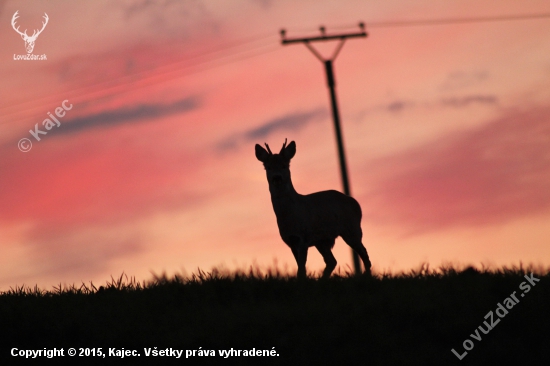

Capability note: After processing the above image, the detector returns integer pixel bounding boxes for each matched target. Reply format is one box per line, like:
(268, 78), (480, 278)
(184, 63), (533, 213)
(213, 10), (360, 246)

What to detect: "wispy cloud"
(358, 93), (498, 120)
(24, 230), (141, 283)
(440, 95), (498, 108)
(245, 109), (327, 139)
(386, 100), (415, 113)
(119, 0), (218, 38)
(217, 108), (328, 151)
(361, 105), (550, 233)
(439, 70), (489, 91)
(58, 97), (199, 135)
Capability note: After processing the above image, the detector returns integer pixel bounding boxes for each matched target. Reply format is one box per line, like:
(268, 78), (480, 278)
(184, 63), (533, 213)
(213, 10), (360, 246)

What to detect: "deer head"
(255, 138), (296, 194)
(12, 11), (49, 54)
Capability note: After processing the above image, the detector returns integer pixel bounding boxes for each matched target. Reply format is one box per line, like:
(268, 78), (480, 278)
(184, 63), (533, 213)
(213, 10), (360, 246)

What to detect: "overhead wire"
(2, 12), (550, 127)
(0, 32), (279, 124)
(367, 12), (550, 28)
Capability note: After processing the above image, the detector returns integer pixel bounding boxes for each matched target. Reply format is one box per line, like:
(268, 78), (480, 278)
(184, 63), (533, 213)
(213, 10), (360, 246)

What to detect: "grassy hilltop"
(1, 264), (549, 364)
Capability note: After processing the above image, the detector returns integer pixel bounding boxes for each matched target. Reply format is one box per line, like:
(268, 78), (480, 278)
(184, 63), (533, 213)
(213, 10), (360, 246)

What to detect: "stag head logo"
(11, 11), (49, 54)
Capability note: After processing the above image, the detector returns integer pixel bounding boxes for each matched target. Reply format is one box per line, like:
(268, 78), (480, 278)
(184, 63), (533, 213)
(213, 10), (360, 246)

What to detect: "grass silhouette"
(1, 264), (548, 364)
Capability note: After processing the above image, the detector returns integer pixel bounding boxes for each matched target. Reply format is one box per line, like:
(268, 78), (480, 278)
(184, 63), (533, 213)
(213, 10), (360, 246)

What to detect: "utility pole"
(280, 23), (367, 275)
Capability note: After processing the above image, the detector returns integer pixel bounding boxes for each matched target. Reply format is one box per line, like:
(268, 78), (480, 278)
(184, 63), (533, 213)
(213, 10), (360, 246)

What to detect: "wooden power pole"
(280, 23), (367, 274)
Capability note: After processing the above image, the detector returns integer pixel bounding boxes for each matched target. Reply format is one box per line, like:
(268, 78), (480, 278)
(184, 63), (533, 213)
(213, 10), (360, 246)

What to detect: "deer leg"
(291, 245), (308, 278)
(342, 230), (372, 275)
(315, 242), (337, 278)
(355, 245), (372, 276)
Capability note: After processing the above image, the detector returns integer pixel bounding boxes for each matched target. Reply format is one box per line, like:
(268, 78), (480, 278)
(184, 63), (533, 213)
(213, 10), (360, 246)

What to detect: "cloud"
(0, 128), (210, 227)
(0, 120), (210, 285)
(24, 232), (141, 284)
(361, 105), (550, 233)
(57, 97), (199, 135)
(359, 94), (498, 120)
(0, 221), (145, 288)
(122, 0), (208, 20)
(440, 95), (498, 108)
(119, 0), (219, 38)
(254, 0), (274, 9)
(386, 100), (414, 113)
(245, 109), (327, 139)
(0, 96), (211, 286)
(217, 108), (328, 151)
(439, 70), (489, 91)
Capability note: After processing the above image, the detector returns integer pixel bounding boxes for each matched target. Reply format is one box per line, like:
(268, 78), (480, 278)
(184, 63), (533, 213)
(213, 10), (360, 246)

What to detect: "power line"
(1, 32), (276, 112)
(367, 12), (550, 28)
(294, 12), (550, 34)
(0, 34), (279, 126)
(3, 12), (550, 126)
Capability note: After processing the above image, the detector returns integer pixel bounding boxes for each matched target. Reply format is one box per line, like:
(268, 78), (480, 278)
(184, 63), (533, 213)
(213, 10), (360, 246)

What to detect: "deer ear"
(282, 141), (296, 160)
(255, 144), (269, 162)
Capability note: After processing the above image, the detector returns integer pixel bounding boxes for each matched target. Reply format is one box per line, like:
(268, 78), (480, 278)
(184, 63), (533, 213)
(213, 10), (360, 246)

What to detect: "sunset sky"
(1, 0), (550, 290)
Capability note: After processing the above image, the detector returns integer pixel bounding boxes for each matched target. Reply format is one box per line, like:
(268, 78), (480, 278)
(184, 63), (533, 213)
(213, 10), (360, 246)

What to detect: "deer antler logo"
(11, 11), (49, 54)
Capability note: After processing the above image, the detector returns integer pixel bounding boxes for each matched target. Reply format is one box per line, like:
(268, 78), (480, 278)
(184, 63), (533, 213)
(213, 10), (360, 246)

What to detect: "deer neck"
(268, 172), (299, 215)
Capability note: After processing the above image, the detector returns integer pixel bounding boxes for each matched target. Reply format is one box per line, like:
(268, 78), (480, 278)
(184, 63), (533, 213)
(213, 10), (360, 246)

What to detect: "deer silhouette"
(255, 139), (371, 278)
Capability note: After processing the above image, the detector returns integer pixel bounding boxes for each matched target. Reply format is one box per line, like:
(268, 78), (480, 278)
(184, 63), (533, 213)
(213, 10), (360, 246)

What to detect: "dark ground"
(1, 265), (548, 365)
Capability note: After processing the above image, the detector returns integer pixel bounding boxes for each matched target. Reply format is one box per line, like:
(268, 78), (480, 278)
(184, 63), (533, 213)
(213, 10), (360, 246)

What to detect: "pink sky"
(1, 0), (550, 290)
